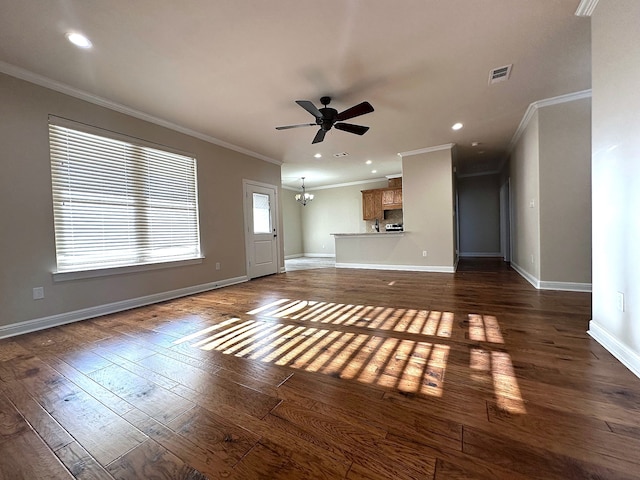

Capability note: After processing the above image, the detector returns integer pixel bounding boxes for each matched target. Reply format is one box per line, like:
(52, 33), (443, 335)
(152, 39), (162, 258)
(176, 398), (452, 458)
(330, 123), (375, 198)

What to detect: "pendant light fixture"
(295, 177), (314, 206)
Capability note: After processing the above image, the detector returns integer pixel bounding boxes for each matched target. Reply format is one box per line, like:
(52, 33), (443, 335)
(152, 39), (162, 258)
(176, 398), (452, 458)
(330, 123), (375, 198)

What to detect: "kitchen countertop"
(331, 232), (405, 237)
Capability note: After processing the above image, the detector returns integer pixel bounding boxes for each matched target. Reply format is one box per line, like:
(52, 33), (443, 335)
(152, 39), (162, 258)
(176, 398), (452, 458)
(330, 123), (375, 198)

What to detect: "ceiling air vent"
(333, 152), (349, 158)
(489, 64), (512, 85)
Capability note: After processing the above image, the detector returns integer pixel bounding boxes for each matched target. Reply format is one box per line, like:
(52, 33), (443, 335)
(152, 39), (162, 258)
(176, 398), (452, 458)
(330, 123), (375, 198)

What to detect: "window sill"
(52, 257), (204, 282)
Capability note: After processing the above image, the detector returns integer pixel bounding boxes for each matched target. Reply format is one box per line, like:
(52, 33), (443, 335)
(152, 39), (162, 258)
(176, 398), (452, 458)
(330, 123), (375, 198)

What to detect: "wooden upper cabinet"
(362, 183), (402, 220)
(381, 188), (402, 210)
(362, 189), (383, 220)
(381, 189), (395, 206)
(388, 177), (402, 188)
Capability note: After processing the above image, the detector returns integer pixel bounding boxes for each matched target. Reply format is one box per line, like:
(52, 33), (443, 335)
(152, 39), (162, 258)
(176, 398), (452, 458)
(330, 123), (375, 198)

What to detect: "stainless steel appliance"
(385, 223), (403, 231)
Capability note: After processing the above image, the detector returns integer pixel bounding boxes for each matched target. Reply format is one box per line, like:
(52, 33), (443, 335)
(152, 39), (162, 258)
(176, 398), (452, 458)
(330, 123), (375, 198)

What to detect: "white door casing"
(243, 180), (279, 279)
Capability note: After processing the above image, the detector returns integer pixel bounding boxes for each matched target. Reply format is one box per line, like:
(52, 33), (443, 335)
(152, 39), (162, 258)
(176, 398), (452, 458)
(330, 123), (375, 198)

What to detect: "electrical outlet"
(616, 292), (625, 312)
(33, 287), (44, 300)
(215, 262), (221, 271)
(422, 250), (427, 257)
(529, 199), (535, 208)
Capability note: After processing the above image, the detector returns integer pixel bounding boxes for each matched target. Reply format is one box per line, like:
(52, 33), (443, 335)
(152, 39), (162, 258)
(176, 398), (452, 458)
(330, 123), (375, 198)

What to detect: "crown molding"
(575, 0), (600, 17)
(508, 89), (592, 153)
(398, 143), (455, 157)
(0, 61), (282, 166)
(282, 177), (390, 191)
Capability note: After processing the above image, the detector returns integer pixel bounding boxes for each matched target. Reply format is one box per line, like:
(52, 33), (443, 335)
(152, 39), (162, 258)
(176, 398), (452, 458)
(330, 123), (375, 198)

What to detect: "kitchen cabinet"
(382, 188), (402, 210)
(362, 189), (383, 220)
(362, 188), (402, 219)
(388, 177), (402, 188)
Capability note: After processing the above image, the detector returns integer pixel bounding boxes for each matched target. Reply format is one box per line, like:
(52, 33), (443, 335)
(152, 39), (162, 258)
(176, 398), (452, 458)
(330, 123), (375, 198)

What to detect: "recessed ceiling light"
(371, 170), (377, 174)
(452, 122), (463, 131)
(471, 142), (480, 147)
(365, 160), (372, 165)
(314, 153), (322, 158)
(66, 32), (92, 49)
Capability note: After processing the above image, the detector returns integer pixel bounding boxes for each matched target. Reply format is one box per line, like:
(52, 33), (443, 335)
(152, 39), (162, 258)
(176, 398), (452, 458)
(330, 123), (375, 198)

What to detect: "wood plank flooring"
(1, 259), (640, 479)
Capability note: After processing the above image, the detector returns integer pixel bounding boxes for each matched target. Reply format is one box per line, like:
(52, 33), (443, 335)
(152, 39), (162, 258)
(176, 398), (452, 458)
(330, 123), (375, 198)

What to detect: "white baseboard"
(538, 280), (592, 292)
(511, 262), (539, 288)
(0, 275), (248, 340)
(589, 320), (640, 379)
(336, 263), (455, 273)
(303, 253), (336, 258)
(459, 252), (503, 258)
(510, 262), (591, 292)
(284, 254), (304, 260)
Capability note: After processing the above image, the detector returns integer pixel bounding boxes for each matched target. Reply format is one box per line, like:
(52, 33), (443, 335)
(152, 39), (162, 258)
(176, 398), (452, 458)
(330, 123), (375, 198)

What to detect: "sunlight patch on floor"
(246, 299), (453, 338)
(468, 313), (525, 414)
(172, 298), (526, 409)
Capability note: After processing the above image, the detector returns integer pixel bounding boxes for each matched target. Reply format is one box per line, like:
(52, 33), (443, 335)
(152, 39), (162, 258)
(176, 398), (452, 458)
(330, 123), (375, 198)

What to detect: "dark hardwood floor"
(1, 259), (640, 479)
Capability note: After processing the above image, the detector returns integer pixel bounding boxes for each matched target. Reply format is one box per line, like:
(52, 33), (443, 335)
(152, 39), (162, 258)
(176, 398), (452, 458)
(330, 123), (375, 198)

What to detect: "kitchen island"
(331, 231), (455, 272)
(332, 232), (406, 270)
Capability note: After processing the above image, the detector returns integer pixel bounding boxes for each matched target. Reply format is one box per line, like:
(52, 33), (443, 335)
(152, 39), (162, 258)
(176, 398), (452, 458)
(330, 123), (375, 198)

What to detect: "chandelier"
(295, 177), (314, 206)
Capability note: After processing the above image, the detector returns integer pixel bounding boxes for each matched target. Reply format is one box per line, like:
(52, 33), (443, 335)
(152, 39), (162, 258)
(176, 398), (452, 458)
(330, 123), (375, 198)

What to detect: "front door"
(244, 180), (279, 279)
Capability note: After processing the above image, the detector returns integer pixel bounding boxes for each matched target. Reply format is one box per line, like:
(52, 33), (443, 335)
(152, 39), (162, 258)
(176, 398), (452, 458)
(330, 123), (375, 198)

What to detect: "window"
(252, 192), (271, 234)
(49, 119), (201, 274)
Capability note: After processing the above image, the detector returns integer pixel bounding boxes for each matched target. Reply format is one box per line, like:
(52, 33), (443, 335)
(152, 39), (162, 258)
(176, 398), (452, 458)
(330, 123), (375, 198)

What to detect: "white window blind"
(49, 121), (201, 273)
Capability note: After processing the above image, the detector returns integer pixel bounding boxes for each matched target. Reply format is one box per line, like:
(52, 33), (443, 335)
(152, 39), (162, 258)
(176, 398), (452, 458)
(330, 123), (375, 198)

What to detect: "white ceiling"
(0, 0), (591, 189)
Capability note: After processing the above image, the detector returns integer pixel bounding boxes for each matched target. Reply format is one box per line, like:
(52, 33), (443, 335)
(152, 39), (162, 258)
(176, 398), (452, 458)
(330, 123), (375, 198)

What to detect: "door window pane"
(253, 193), (271, 233)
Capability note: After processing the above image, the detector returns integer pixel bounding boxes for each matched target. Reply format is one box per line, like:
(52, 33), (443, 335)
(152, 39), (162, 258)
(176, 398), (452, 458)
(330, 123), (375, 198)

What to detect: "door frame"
(500, 177), (512, 262)
(242, 179), (281, 279)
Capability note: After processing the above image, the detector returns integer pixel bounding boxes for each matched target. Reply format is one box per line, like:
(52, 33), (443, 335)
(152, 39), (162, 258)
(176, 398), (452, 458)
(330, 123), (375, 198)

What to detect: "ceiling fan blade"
(334, 123), (370, 136)
(275, 123), (317, 130)
(336, 101), (374, 121)
(296, 100), (323, 119)
(312, 129), (327, 144)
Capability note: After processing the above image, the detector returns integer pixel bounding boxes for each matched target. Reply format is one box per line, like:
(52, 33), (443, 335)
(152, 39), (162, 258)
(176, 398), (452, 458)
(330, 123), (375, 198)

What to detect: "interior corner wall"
(510, 111), (541, 280)
(538, 97), (592, 284)
(510, 95), (592, 288)
(590, 0), (640, 376)
(282, 190), (303, 258)
(0, 72), (281, 331)
(457, 174), (501, 257)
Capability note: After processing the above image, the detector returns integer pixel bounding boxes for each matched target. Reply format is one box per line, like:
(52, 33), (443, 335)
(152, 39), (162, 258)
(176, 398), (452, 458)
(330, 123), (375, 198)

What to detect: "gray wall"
(402, 147), (456, 268)
(457, 174), (501, 257)
(510, 109), (541, 279)
(0, 72), (282, 329)
(538, 98), (592, 283)
(590, 0), (640, 372)
(509, 95), (591, 286)
(282, 189), (303, 258)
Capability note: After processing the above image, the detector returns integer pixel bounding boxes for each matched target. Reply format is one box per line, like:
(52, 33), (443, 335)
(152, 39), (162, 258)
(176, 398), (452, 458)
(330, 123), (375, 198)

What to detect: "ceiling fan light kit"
(276, 97), (374, 144)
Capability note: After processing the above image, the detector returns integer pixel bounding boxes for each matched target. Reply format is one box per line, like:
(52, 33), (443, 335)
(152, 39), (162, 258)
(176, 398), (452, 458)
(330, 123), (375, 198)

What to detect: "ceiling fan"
(276, 96), (374, 144)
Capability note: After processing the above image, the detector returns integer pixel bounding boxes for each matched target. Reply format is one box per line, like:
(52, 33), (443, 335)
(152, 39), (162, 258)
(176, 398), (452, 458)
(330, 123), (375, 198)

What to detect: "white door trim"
(243, 179), (281, 279)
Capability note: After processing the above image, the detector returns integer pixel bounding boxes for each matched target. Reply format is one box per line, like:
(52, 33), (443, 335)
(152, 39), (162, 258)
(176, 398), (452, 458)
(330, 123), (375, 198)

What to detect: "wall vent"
(333, 152), (349, 158)
(489, 64), (512, 85)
